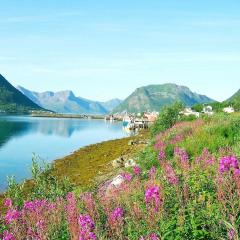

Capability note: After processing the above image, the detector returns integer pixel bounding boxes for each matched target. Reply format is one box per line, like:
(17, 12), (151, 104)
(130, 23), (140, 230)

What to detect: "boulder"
(124, 159), (136, 168)
(105, 175), (125, 196)
(112, 156), (125, 168)
(128, 140), (134, 146)
(110, 175), (125, 187)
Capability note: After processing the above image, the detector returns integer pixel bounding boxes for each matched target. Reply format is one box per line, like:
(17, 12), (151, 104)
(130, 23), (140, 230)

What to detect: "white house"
(180, 108), (200, 118)
(203, 106), (214, 116)
(223, 106), (235, 114)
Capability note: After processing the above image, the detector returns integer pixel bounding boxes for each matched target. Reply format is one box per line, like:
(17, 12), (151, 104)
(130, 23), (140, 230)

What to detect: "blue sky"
(0, 0), (239, 101)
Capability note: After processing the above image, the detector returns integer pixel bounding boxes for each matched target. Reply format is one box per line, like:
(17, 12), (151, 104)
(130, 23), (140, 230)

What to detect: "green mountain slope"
(227, 89), (240, 102)
(0, 74), (44, 113)
(225, 89), (240, 111)
(113, 83), (215, 113)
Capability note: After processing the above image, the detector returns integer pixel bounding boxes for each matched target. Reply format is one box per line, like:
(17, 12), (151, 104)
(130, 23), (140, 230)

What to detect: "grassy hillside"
(193, 88), (240, 112)
(227, 89), (240, 111)
(0, 74), (43, 113)
(113, 83), (214, 113)
(1, 110), (240, 239)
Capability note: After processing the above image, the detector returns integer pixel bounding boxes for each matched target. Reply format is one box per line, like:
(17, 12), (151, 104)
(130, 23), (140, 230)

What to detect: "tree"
(151, 102), (184, 136)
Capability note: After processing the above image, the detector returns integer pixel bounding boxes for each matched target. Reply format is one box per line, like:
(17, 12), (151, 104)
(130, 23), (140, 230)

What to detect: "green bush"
(151, 102), (184, 136)
(6, 155), (73, 208)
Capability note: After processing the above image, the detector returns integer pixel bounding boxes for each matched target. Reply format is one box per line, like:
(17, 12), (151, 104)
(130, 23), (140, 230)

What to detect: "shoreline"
(52, 130), (149, 189)
(0, 130), (149, 206)
(30, 113), (105, 120)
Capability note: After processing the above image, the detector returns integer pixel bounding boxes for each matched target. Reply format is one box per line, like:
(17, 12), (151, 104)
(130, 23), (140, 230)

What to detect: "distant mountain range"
(0, 74), (44, 113)
(17, 86), (122, 114)
(1, 73), (233, 114)
(112, 84), (215, 113)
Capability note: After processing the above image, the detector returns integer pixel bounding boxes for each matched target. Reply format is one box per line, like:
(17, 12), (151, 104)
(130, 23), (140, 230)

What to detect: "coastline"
(52, 130), (149, 190)
(30, 113), (105, 120)
(0, 130), (149, 207)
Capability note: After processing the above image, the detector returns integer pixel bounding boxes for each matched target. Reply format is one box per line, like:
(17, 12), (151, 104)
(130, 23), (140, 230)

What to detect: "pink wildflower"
(195, 148), (215, 166)
(228, 228), (235, 240)
(4, 198), (12, 208)
(148, 166), (157, 178)
(145, 186), (163, 212)
(158, 150), (166, 161)
(148, 233), (160, 240)
(66, 192), (79, 239)
(78, 214), (96, 240)
(81, 192), (99, 220)
(111, 207), (124, 220)
(140, 233), (160, 240)
(121, 172), (132, 181)
(154, 138), (165, 151)
(133, 166), (141, 176)
(163, 162), (179, 185)
(234, 169), (240, 176)
(219, 155), (239, 174)
(174, 147), (190, 170)
(169, 134), (184, 145)
(3, 231), (15, 240)
(5, 209), (21, 224)
(107, 207), (124, 236)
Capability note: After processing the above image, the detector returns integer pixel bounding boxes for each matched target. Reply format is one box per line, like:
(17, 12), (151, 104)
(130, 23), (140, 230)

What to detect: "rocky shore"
(0, 130), (149, 210)
(52, 130), (150, 190)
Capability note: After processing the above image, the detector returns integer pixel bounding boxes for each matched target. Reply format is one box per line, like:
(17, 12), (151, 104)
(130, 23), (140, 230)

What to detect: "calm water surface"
(0, 115), (128, 191)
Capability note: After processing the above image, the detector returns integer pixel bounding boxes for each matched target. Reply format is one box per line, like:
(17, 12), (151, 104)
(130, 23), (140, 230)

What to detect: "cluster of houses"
(180, 105), (235, 118)
(105, 111), (159, 131)
(105, 105), (235, 131)
(122, 112), (159, 130)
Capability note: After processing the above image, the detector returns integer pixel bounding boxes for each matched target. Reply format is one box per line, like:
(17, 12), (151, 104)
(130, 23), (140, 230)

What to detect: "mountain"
(227, 89), (240, 102)
(17, 86), (120, 114)
(100, 99), (123, 112)
(225, 89), (240, 111)
(0, 74), (44, 113)
(113, 83), (215, 113)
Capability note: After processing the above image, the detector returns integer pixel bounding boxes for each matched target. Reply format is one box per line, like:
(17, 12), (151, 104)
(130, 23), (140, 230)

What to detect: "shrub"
(151, 102), (184, 136)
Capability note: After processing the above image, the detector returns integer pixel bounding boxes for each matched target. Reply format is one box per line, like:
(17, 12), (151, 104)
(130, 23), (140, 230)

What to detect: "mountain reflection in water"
(0, 115), (127, 191)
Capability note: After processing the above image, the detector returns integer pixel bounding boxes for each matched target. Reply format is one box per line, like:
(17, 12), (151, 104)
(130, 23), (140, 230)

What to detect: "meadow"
(1, 106), (240, 240)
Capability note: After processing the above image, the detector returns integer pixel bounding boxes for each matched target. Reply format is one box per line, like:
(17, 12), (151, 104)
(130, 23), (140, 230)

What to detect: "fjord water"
(0, 115), (128, 191)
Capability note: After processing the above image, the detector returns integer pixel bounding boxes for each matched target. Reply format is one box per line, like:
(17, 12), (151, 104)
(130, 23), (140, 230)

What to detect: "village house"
(223, 106), (235, 113)
(144, 112), (159, 122)
(203, 105), (214, 116)
(180, 108), (200, 118)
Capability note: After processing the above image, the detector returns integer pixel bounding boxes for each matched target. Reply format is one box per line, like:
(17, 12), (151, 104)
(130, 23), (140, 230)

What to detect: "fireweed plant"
(1, 110), (240, 239)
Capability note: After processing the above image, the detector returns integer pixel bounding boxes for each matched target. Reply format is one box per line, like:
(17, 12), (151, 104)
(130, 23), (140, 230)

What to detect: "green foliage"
(151, 102), (184, 136)
(178, 114), (240, 158)
(191, 103), (203, 113)
(30, 156), (73, 201)
(6, 176), (25, 208)
(179, 114), (198, 122)
(138, 145), (159, 174)
(6, 155), (73, 208)
(135, 113), (240, 239)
